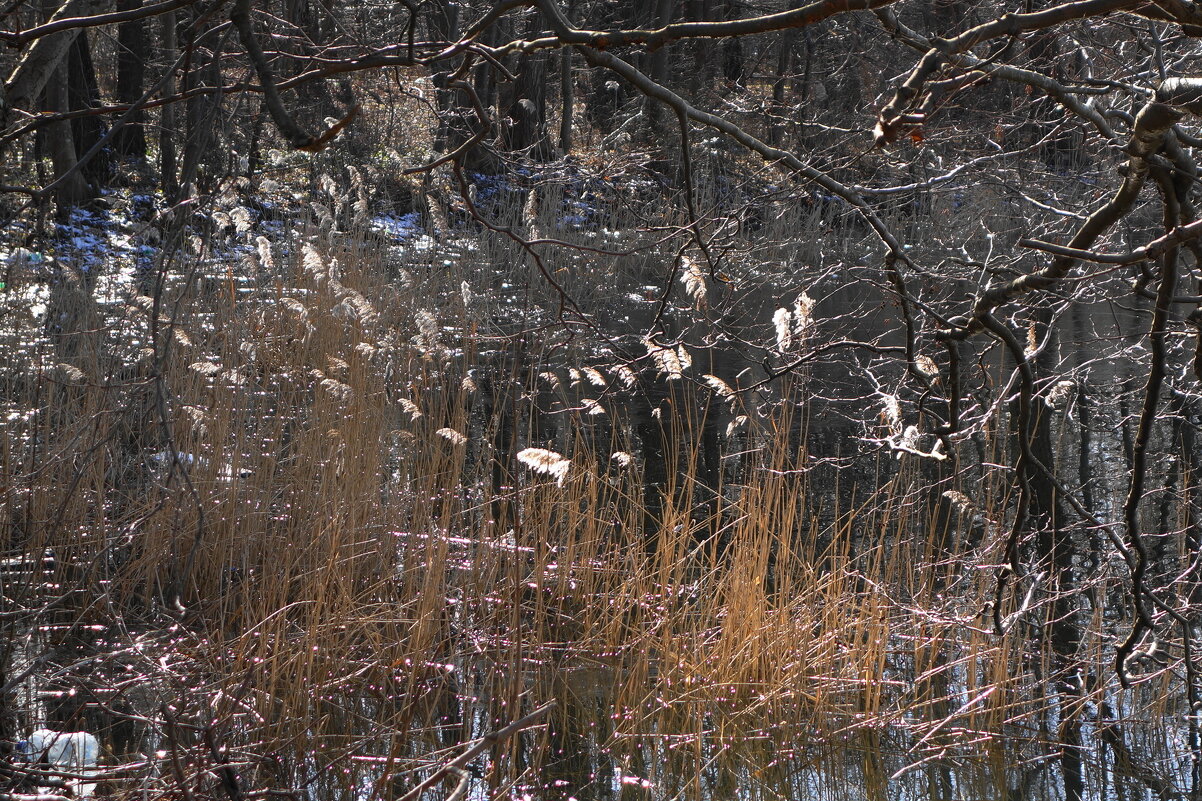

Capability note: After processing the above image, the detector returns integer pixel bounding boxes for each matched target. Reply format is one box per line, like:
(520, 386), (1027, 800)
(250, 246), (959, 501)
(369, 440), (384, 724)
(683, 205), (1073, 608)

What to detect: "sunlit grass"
(0, 188), (1191, 801)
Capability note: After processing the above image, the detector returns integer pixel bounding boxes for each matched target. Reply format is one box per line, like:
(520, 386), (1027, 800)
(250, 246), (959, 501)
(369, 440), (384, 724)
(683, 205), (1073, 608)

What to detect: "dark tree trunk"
(42, 58), (91, 209)
(720, 0), (745, 85)
(1022, 316), (1084, 801)
(581, 0), (640, 135)
(158, 11), (178, 200)
(559, 47), (573, 154)
(640, 0), (674, 140)
(177, 13), (222, 200)
(286, 0), (337, 128)
(113, 0), (148, 159)
(769, 6), (799, 147)
(67, 29), (111, 187)
(426, 1), (496, 172)
(503, 14), (551, 161)
(32, 0), (94, 210)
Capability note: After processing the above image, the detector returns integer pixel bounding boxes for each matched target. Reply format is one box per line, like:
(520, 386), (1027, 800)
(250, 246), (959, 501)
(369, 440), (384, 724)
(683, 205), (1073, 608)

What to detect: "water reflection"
(2, 201), (1199, 801)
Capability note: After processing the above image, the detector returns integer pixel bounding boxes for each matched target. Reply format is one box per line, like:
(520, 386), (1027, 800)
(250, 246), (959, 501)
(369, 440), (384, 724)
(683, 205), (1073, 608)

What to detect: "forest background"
(3, 1), (1202, 799)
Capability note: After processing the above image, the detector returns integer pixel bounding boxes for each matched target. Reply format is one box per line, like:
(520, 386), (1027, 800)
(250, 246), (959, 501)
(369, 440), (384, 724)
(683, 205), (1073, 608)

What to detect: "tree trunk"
(559, 47), (573, 154)
(177, 12), (222, 200)
(769, 11), (798, 147)
(3, 0), (99, 116)
(42, 48), (91, 209)
(67, 29), (110, 187)
(113, 0), (148, 159)
(158, 10), (178, 200)
(503, 13), (551, 161)
(640, 0), (674, 140)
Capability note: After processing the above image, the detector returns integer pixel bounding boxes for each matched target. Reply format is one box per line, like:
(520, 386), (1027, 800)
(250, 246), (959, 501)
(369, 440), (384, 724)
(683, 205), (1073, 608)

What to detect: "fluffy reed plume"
(230, 207), (254, 234)
(436, 427), (467, 446)
(415, 310), (440, 354)
(702, 374), (735, 401)
(581, 367), (607, 388)
(646, 339), (689, 380)
(311, 201), (335, 235)
(181, 405), (208, 436)
(771, 294), (817, 354)
(189, 361), (222, 377)
(612, 364), (637, 388)
(679, 254), (707, 308)
(327, 356), (349, 377)
(611, 451), (633, 467)
(398, 398), (422, 419)
(523, 188), (541, 240)
(302, 242), (326, 284)
(220, 368), (248, 386)
(726, 414), (747, 437)
(320, 378), (353, 404)
(256, 236), (276, 271)
(889, 424), (946, 460)
(581, 398), (606, 416)
(942, 490), (974, 513)
(128, 294), (156, 314)
(333, 290), (377, 325)
(773, 307), (793, 352)
(880, 392), (902, 432)
(915, 354), (939, 378)
(347, 166), (369, 228)
(794, 290), (815, 334)
(280, 297), (308, 320)
(48, 363), (87, 383)
(319, 173), (339, 199)
(1046, 379), (1075, 409)
(517, 447), (571, 485)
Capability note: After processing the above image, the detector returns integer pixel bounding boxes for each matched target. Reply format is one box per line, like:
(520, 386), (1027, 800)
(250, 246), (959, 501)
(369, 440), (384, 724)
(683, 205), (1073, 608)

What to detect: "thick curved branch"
(1116, 165), (1184, 685)
(1021, 216), (1202, 264)
(230, 0), (356, 152)
(874, 8), (1117, 141)
(0, 0), (198, 46)
(875, 0), (1134, 145)
(938, 100), (1182, 342)
(509, 0), (897, 55)
(3, 0), (99, 116)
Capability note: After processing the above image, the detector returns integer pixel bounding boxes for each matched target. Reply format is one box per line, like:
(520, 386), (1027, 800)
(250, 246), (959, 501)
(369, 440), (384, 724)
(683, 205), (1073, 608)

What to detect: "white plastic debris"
(17, 729), (100, 797)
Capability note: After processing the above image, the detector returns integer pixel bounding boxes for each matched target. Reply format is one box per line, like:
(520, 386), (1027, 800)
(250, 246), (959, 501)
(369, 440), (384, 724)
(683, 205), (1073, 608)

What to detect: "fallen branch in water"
(397, 701), (555, 801)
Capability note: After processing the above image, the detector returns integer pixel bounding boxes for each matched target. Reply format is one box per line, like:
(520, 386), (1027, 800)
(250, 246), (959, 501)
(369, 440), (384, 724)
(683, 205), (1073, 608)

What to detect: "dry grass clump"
(0, 192), (1185, 801)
